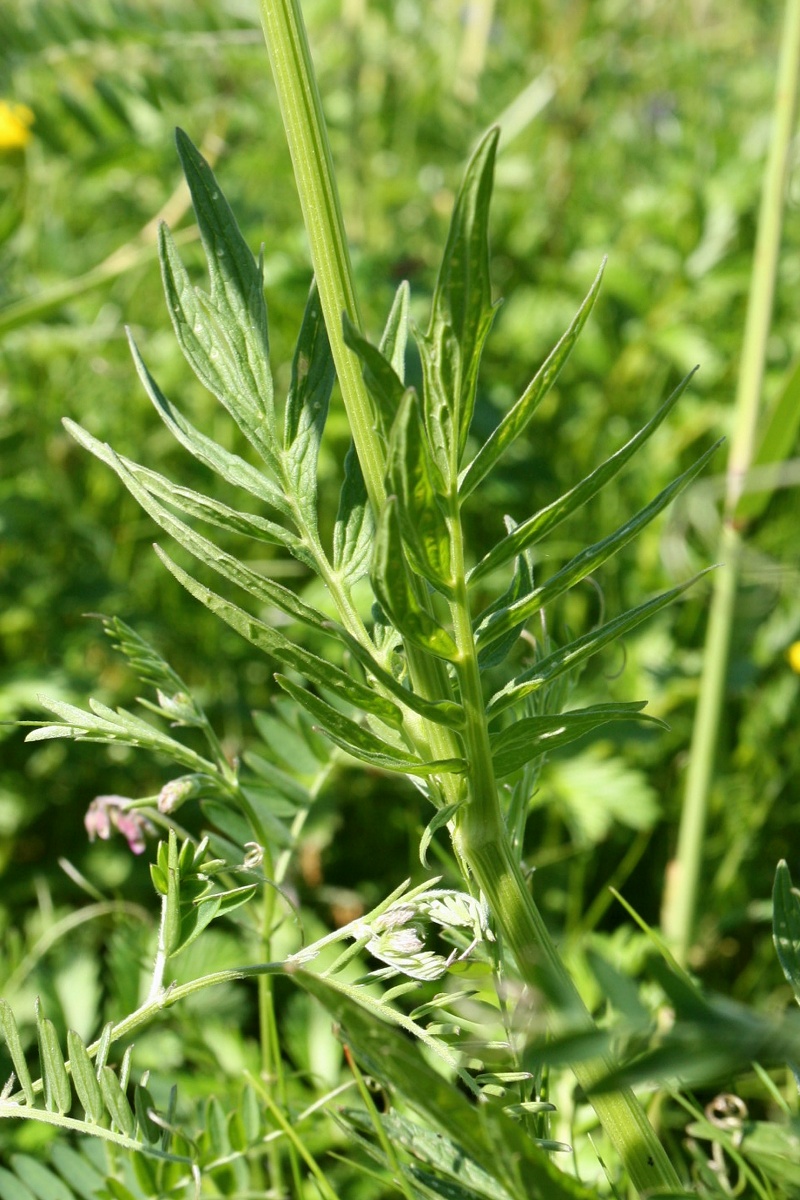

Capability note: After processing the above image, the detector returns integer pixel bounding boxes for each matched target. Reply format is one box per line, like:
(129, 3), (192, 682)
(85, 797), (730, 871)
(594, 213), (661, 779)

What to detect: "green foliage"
(3, 3), (800, 1200)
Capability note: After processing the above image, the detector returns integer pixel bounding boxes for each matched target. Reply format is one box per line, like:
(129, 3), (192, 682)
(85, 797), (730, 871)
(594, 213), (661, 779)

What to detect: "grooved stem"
(257, 1), (682, 1190)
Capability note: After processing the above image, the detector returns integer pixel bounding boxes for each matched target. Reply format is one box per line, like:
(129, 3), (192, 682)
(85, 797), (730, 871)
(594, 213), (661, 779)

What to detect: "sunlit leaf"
(419, 128), (499, 468)
(371, 499), (458, 661)
(380, 280), (411, 380)
(388, 390), (453, 593)
(476, 442), (720, 656)
(152, 546), (403, 728)
(284, 283), (334, 525)
(275, 675), (463, 777)
(65, 421), (328, 634)
(490, 702), (661, 779)
(162, 130), (278, 471)
(486, 573), (710, 718)
(470, 368), (697, 582)
(459, 262), (605, 500)
(774, 860), (800, 1006)
(343, 312), (405, 436)
(126, 333), (289, 514)
(333, 442), (375, 586)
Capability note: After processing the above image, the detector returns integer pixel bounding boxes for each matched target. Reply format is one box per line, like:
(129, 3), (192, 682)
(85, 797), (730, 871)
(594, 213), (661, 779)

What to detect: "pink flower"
(84, 795), (155, 855)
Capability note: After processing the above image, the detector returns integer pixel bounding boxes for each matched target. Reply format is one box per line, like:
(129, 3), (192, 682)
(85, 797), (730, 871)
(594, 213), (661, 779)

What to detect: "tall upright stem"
(663, 0), (800, 964)
(257, 0), (681, 1190)
(257, 0), (386, 515)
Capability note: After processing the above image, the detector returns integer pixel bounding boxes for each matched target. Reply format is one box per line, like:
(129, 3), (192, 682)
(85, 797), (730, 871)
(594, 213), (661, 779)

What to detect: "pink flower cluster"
(84, 795), (155, 855)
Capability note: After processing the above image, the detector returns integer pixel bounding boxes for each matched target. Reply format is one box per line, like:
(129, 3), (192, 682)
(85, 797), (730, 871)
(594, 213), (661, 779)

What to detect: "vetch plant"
(9, 2), (785, 1197)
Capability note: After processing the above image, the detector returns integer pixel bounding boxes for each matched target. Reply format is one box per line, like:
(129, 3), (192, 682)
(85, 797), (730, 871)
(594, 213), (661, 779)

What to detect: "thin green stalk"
(257, 0), (385, 515)
(448, 506), (681, 1194)
(258, 0), (455, 750)
(662, 0), (800, 964)
(257, 0), (682, 1190)
(250, 1083), (341, 1200)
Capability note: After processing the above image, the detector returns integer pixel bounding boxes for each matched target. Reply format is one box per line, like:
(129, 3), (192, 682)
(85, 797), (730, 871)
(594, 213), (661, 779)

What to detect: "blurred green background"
(1, 0), (799, 1034)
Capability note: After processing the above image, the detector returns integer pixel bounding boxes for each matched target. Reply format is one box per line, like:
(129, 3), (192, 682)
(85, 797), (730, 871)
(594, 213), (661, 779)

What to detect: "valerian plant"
(12, 3), (800, 1199)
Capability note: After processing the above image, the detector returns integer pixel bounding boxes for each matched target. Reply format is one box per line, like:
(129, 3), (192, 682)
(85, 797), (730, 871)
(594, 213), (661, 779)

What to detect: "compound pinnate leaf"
(294, 970), (595, 1200)
(372, 499), (458, 662)
(388, 391), (453, 593)
(774, 860), (800, 1006)
(490, 702), (661, 779)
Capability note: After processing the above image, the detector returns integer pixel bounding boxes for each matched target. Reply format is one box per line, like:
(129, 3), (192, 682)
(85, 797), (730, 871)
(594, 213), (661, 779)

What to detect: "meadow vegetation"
(1, 2), (800, 1198)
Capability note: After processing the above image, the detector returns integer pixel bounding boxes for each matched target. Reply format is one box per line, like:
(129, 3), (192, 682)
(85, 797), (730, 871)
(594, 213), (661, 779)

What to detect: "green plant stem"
(662, 0), (800, 965)
(257, 0), (457, 758)
(257, 0), (682, 1191)
(468, 839), (680, 1193)
(257, 0), (385, 516)
(448, 509), (681, 1194)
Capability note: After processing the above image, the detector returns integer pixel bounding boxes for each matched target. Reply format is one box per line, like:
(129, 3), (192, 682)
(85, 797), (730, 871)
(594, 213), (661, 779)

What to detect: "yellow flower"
(0, 101), (34, 151)
(788, 642), (800, 674)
